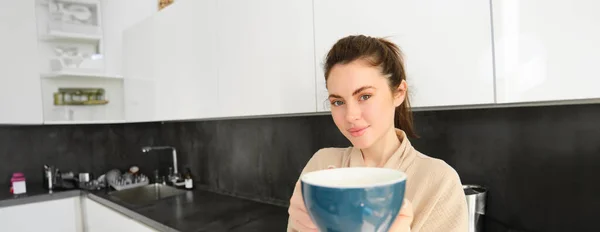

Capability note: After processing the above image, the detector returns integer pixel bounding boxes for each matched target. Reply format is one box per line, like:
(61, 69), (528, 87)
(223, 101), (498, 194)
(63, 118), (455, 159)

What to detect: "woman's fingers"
(289, 201), (318, 231)
(289, 206), (318, 231)
(399, 198), (414, 218)
(289, 180), (318, 232)
(289, 166), (336, 232)
(289, 186), (306, 209)
(388, 199), (414, 232)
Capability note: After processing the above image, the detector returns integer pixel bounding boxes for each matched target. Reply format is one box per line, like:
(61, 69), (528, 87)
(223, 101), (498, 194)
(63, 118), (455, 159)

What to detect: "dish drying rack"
(109, 174), (149, 191)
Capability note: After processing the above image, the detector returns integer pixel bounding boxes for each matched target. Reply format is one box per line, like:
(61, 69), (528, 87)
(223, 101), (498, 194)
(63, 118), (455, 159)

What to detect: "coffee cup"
(301, 167), (407, 232)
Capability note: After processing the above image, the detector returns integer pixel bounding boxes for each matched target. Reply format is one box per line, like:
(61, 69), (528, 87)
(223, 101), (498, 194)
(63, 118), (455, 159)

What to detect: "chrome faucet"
(141, 146), (179, 182)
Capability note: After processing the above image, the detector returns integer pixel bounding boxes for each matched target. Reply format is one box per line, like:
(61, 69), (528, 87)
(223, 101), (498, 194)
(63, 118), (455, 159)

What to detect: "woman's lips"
(348, 126), (369, 137)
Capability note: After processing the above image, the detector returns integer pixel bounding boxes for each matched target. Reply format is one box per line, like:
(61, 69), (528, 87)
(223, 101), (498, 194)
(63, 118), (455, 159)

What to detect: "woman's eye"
(331, 100), (344, 106)
(360, 95), (371, 101)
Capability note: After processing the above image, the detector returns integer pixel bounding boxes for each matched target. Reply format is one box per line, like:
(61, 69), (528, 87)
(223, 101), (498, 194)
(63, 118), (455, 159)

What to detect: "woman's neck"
(361, 127), (401, 167)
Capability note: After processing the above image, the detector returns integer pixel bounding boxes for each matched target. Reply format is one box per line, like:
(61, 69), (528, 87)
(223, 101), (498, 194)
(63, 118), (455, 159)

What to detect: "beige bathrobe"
(288, 129), (468, 232)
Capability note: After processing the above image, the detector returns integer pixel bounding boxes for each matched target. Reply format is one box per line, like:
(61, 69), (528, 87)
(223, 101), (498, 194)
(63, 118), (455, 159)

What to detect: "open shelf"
(40, 30), (102, 43)
(41, 78), (124, 123)
(41, 71), (123, 80)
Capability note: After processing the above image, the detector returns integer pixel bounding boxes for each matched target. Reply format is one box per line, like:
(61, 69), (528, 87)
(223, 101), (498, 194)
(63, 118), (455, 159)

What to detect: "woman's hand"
(288, 180), (318, 232)
(388, 199), (414, 232)
(289, 165), (337, 232)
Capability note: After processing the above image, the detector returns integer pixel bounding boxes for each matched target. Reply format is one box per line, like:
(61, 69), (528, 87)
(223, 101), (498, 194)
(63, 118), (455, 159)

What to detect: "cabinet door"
(492, 0), (600, 103)
(153, 0), (219, 121)
(0, 0), (43, 124)
(102, 0), (157, 77)
(0, 197), (80, 232)
(124, 0), (219, 122)
(123, 16), (159, 122)
(84, 198), (157, 232)
(216, 0), (316, 117)
(314, 0), (495, 111)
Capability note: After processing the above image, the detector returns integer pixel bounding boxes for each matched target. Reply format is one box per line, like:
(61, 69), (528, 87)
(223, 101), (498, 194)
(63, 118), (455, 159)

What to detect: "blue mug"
(301, 167), (406, 232)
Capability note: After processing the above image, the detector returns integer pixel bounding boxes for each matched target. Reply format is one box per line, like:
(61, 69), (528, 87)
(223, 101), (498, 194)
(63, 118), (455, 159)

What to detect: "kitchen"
(1, 0), (599, 231)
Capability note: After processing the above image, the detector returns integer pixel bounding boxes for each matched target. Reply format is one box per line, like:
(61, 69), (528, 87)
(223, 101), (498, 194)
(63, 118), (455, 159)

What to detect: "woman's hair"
(324, 35), (417, 138)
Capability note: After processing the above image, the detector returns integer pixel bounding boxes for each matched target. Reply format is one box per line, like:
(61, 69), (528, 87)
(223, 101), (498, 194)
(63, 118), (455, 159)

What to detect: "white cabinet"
(0, 197), (156, 232)
(0, 0), (44, 124)
(492, 0), (600, 103)
(0, 197), (82, 232)
(154, 0), (220, 121)
(124, 0), (219, 122)
(123, 16), (159, 122)
(84, 198), (157, 232)
(102, 0), (157, 77)
(313, 0), (495, 111)
(33, 0), (139, 124)
(126, 0), (315, 121)
(216, 0), (316, 117)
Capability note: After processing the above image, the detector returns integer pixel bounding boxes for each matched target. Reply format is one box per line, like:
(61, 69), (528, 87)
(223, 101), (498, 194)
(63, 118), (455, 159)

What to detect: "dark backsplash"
(1, 103), (599, 231)
(0, 122), (164, 184)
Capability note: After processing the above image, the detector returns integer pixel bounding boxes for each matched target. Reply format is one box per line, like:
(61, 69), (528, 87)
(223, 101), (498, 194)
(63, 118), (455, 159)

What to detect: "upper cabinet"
(123, 15), (158, 122)
(0, 0), (43, 124)
(102, 0), (157, 77)
(124, 0), (219, 122)
(117, 0), (600, 123)
(313, 0), (495, 111)
(154, 0), (219, 121)
(492, 0), (600, 103)
(216, 0), (316, 117)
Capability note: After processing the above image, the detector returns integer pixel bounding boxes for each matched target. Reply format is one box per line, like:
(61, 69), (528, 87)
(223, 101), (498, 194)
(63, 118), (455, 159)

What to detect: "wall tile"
(1, 103), (599, 231)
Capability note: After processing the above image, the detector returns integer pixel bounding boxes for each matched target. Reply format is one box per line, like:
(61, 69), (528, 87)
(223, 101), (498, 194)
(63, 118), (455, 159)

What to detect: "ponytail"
(378, 38), (418, 138)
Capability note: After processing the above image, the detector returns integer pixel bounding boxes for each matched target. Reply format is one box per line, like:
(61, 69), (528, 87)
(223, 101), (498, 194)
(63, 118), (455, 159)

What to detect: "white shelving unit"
(35, 0), (125, 124)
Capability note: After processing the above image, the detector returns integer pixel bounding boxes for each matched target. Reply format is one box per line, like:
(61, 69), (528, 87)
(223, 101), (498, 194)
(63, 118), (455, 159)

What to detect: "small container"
(53, 92), (63, 105)
(79, 173), (90, 183)
(63, 92), (72, 103)
(184, 168), (194, 190)
(11, 173), (27, 194)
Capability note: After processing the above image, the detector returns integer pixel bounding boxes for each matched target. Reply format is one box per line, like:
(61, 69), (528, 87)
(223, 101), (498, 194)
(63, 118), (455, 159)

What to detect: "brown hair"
(324, 35), (417, 138)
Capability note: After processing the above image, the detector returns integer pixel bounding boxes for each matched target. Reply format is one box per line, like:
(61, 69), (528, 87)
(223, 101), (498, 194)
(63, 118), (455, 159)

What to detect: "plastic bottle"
(184, 168), (194, 190)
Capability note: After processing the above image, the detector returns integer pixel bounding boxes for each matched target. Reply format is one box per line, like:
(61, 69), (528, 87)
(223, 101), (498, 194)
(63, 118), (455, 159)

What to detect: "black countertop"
(0, 184), (289, 232)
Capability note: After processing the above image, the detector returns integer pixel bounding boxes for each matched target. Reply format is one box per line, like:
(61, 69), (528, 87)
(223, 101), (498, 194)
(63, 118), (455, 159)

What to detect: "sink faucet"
(141, 146), (179, 182)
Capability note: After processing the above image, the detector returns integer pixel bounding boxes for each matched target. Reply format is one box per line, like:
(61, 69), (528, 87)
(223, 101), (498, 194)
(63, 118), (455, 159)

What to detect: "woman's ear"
(393, 80), (407, 107)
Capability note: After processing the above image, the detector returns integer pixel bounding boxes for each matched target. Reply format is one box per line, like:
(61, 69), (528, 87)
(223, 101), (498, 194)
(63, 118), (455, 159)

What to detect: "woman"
(287, 35), (468, 232)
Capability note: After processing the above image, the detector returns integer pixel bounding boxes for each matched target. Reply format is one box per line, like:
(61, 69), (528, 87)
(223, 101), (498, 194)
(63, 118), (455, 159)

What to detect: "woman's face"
(327, 59), (405, 149)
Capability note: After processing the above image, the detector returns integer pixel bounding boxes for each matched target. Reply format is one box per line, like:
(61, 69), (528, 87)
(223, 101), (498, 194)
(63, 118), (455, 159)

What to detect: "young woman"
(287, 35), (468, 232)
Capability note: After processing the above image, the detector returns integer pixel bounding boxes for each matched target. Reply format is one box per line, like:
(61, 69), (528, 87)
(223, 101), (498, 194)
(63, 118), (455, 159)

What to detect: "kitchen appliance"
(464, 185), (487, 232)
(43, 165), (77, 190)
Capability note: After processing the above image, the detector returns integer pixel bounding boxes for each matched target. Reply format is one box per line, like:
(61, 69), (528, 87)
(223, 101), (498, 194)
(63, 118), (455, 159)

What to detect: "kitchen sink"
(109, 183), (187, 206)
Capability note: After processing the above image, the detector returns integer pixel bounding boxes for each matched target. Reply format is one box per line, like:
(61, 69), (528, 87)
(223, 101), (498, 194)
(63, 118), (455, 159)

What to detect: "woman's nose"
(345, 102), (361, 122)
